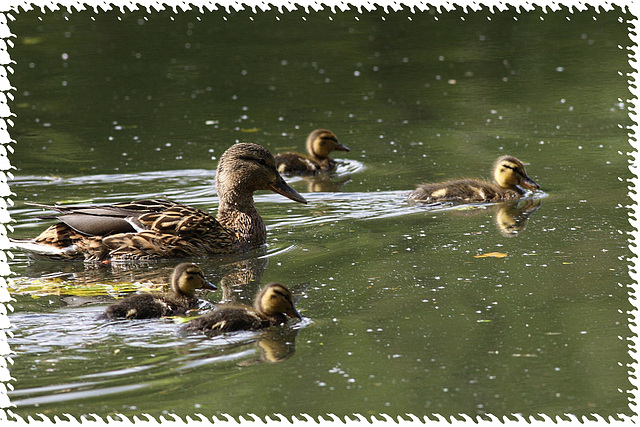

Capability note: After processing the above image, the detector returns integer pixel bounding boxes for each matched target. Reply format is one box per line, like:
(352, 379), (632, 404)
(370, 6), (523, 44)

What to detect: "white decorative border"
(0, 1), (16, 423)
(0, 0), (637, 425)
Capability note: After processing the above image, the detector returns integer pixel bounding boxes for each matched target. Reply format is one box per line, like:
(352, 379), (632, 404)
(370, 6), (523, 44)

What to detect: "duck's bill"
(520, 176), (540, 191)
(203, 280), (218, 291)
(287, 308), (303, 320)
(336, 143), (350, 152)
(268, 178), (307, 204)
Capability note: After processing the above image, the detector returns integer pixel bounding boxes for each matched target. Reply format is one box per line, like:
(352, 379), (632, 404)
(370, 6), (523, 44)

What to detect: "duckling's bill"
(520, 176), (540, 191)
(268, 177), (308, 204)
(203, 279), (218, 291)
(335, 142), (350, 152)
(287, 307), (303, 320)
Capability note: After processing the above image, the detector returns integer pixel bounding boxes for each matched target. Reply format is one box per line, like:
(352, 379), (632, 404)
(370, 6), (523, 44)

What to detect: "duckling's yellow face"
(307, 129), (350, 159)
(172, 263), (217, 297)
(492, 156), (540, 191)
(256, 283), (302, 319)
(217, 143), (307, 204)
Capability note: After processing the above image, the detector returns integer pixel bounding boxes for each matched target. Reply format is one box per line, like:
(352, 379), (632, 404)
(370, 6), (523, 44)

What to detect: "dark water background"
(4, 6), (634, 420)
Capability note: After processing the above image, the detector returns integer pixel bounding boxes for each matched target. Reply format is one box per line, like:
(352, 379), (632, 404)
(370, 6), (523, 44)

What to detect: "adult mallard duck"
(408, 155), (540, 203)
(100, 263), (217, 320)
(11, 143), (307, 261)
(275, 129), (350, 175)
(183, 282), (301, 335)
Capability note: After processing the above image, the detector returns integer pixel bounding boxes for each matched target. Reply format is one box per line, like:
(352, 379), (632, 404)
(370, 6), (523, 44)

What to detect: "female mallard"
(275, 129), (350, 175)
(12, 143), (307, 261)
(184, 282), (301, 335)
(100, 263), (217, 320)
(408, 155), (540, 203)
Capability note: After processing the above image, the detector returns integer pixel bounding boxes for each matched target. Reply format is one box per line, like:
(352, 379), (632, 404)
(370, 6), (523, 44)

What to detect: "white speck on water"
(556, 66), (564, 72)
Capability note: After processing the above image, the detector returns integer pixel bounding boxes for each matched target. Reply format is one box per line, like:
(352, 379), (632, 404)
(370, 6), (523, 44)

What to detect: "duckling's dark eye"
(257, 158), (267, 166)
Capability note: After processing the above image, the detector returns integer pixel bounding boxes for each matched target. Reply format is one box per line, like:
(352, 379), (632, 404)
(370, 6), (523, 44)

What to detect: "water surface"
(5, 7), (634, 420)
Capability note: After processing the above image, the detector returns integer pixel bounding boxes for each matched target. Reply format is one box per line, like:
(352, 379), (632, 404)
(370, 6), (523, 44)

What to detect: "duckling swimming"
(100, 263), (217, 320)
(408, 155), (540, 203)
(11, 143), (307, 261)
(275, 129), (350, 175)
(184, 282), (301, 335)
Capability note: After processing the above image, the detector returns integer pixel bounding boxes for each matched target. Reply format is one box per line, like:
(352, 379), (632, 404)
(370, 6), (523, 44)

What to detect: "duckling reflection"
(237, 327), (300, 366)
(183, 282), (301, 335)
(494, 199), (541, 237)
(99, 263), (217, 319)
(275, 129), (350, 175)
(409, 155), (540, 203)
(303, 174), (352, 193)
(409, 199), (542, 237)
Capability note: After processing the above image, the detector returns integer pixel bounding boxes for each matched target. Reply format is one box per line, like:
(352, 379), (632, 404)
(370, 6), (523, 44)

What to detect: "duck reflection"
(12, 248), (269, 308)
(238, 326), (300, 365)
(303, 173), (351, 193)
(410, 198), (541, 237)
(494, 199), (541, 237)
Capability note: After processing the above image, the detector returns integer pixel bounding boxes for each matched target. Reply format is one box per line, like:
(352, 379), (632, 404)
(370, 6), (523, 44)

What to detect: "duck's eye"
(239, 156), (268, 166)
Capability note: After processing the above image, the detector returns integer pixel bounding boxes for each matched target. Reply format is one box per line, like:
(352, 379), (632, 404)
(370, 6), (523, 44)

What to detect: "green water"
(5, 7), (634, 420)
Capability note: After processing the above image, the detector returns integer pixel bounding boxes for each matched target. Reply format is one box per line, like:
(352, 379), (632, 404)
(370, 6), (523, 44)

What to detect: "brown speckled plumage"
(12, 143), (307, 261)
(409, 155), (540, 203)
(275, 129), (350, 175)
(184, 282), (301, 335)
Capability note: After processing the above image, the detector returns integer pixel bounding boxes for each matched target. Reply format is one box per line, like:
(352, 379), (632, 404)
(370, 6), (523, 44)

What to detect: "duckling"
(275, 129), (350, 175)
(184, 282), (301, 335)
(100, 263), (217, 320)
(408, 155), (540, 203)
(11, 143), (307, 261)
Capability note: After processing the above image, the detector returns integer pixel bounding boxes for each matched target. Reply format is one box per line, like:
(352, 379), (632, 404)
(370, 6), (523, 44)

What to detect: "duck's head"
(254, 282), (302, 320)
(306, 129), (350, 160)
(171, 263), (217, 297)
(492, 155), (540, 192)
(216, 143), (307, 204)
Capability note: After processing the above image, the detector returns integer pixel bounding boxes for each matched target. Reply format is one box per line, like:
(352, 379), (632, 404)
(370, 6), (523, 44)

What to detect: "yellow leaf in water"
(474, 252), (508, 258)
(22, 37), (44, 45)
(240, 128), (261, 133)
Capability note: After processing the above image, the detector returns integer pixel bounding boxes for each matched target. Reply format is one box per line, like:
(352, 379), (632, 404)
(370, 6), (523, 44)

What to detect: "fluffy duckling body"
(12, 143), (307, 261)
(408, 155), (540, 203)
(184, 282), (301, 335)
(101, 263), (217, 320)
(275, 129), (350, 175)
